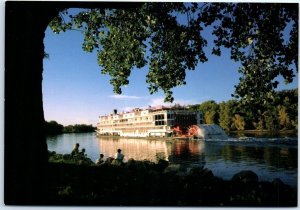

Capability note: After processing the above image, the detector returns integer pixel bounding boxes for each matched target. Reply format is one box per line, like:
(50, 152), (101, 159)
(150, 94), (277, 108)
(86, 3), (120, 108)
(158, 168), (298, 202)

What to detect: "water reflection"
(219, 143), (297, 169)
(168, 140), (206, 167)
(47, 134), (297, 187)
(96, 137), (171, 163)
(97, 137), (207, 166)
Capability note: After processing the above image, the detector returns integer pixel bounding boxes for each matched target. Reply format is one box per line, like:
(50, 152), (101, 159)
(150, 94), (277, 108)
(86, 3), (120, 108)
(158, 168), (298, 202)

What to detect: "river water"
(47, 133), (297, 187)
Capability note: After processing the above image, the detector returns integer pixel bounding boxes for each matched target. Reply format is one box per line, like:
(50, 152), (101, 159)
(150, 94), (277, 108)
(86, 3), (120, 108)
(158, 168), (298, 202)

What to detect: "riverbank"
(229, 129), (298, 138)
(46, 151), (297, 206)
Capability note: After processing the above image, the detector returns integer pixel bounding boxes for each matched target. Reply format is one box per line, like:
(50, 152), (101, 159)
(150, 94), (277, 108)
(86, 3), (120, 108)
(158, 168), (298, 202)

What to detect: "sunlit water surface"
(47, 133), (297, 187)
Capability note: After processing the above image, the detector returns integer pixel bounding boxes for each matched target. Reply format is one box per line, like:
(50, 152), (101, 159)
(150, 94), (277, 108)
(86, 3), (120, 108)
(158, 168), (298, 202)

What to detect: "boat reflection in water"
(96, 137), (171, 163)
(96, 137), (206, 168)
(95, 136), (297, 187)
(167, 140), (206, 169)
(48, 133), (297, 187)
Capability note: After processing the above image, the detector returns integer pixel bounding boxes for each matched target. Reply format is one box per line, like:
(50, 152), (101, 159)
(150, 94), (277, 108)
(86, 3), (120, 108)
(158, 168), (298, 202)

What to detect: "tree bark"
(5, 2), (59, 204)
(5, 1), (143, 204)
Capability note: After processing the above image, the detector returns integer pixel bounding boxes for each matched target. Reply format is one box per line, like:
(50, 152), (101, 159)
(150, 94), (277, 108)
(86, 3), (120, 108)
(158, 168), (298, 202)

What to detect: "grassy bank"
(45, 151), (297, 206)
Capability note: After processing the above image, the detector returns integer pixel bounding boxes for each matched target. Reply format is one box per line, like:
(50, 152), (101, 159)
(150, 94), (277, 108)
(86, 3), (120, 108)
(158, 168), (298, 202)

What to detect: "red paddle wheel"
(172, 124), (199, 137)
(172, 125), (183, 136)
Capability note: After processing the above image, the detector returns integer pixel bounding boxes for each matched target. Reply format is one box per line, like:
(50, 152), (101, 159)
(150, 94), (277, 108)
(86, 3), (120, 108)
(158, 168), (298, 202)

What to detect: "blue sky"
(42, 9), (298, 126)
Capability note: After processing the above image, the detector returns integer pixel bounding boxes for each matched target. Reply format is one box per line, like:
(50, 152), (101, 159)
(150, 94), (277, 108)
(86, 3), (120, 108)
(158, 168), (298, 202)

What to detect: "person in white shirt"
(114, 149), (124, 163)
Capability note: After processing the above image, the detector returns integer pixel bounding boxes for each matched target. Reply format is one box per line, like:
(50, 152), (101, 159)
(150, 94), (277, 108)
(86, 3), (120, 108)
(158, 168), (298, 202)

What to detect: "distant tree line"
(45, 88), (297, 135)
(45, 121), (96, 135)
(63, 124), (96, 133)
(188, 88), (298, 132)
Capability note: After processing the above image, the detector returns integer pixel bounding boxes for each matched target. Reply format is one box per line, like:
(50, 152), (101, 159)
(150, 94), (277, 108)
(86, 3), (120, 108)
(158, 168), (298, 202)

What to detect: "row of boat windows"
(101, 120), (198, 127)
(99, 121), (170, 127)
(99, 126), (166, 132)
(101, 117), (152, 124)
(99, 123), (156, 127)
(101, 114), (198, 124)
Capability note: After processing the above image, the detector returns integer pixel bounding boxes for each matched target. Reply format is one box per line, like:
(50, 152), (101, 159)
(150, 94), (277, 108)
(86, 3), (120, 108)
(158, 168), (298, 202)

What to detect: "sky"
(42, 8), (298, 126)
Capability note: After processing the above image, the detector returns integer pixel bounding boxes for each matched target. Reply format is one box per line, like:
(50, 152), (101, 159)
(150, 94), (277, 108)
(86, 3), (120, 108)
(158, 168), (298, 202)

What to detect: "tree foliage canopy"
(203, 3), (298, 107)
(49, 2), (298, 105)
(188, 88), (297, 132)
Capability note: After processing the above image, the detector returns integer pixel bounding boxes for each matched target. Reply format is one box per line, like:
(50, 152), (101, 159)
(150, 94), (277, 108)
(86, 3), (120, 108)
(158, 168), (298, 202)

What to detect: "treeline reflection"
(219, 144), (297, 169)
(97, 137), (297, 170)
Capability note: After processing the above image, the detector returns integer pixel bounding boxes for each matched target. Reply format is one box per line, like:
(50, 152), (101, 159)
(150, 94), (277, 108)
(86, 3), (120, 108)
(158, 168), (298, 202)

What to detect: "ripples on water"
(47, 133), (297, 187)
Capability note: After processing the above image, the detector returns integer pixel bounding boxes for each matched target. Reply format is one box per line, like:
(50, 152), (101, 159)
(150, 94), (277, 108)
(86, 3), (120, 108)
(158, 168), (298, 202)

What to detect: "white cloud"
(109, 94), (141, 99)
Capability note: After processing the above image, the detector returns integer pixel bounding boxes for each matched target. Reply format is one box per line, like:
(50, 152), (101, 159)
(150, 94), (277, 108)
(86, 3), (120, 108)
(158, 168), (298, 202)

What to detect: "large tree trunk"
(5, 2), (58, 204)
(5, 1), (143, 204)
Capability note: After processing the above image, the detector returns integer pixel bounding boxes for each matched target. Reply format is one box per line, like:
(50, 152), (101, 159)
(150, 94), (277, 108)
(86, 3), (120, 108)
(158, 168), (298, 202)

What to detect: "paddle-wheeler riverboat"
(96, 106), (228, 139)
(97, 106), (203, 137)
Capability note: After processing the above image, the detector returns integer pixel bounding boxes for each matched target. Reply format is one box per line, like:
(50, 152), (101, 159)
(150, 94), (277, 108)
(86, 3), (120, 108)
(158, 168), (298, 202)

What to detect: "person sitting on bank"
(71, 143), (80, 156)
(96, 154), (105, 165)
(79, 148), (86, 160)
(114, 148), (124, 163)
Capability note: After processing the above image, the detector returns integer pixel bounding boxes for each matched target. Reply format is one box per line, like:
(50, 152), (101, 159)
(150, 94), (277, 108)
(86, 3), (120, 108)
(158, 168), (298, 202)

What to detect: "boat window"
(155, 114), (164, 120)
(155, 120), (165, 126)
